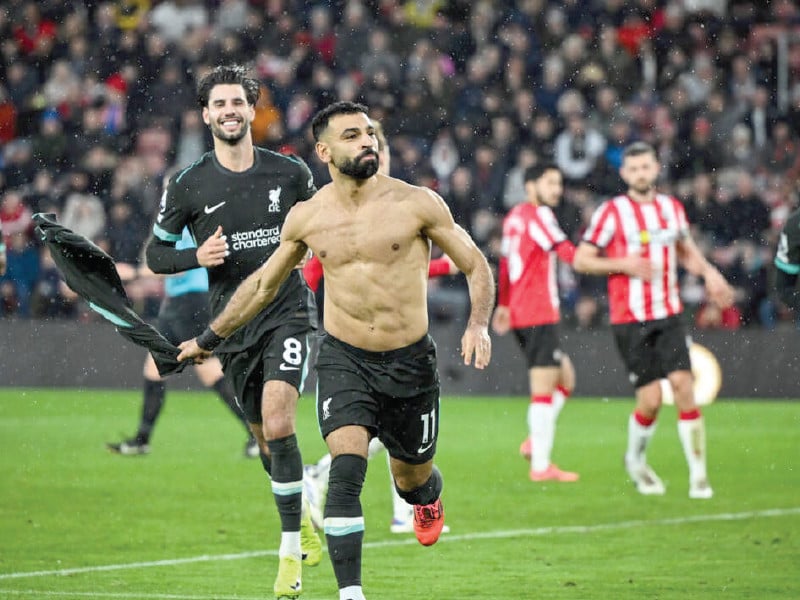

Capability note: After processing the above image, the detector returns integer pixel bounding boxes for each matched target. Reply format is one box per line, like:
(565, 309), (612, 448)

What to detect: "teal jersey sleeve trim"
(153, 223), (182, 242)
(89, 302), (135, 328)
(775, 258), (800, 275)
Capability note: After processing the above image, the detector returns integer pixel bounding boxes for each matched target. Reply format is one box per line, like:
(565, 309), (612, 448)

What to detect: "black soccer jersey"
(776, 209), (800, 276)
(151, 147), (317, 352)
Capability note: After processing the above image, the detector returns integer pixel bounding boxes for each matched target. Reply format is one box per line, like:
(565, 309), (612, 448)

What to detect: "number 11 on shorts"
(418, 408), (436, 454)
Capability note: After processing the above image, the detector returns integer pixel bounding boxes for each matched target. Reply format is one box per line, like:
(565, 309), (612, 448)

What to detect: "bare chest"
(309, 204), (424, 267)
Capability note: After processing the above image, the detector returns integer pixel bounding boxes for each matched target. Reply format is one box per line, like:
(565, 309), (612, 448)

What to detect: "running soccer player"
(573, 142), (734, 499)
(774, 206), (800, 312)
(301, 119), (456, 534)
(144, 65), (321, 598)
(177, 101), (494, 600)
(491, 163), (579, 482)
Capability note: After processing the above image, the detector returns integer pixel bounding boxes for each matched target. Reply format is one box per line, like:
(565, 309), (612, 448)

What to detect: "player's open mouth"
(220, 119), (241, 130)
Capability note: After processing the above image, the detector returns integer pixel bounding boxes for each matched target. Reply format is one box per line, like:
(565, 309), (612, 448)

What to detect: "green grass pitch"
(1, 388), (798, 599)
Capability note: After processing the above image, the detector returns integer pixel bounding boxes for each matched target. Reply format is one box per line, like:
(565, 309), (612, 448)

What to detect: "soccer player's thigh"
(654, 316), (691, 375)
(515, 325), (562, 391)
(315, 342), (379, 445)
(379, 387), (440, 469)
(612, 322), (663, 388)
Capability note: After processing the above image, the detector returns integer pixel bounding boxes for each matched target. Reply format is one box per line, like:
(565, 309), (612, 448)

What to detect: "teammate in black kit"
(144, 65), (321, 599)
(775, 207), (800, 309)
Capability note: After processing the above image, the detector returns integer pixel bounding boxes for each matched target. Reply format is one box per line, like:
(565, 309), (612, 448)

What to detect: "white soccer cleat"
(625, 460), (666, 496)
(689, 478), (714, 499)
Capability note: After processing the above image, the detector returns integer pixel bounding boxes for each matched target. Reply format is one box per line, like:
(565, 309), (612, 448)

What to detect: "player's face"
(620, 152), (660, 194)
(531, 169), (563, 207)
(202, 84), (255, 145)
(321, 113), (380, 180)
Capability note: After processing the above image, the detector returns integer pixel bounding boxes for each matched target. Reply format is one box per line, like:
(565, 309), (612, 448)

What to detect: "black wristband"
(196, 327), (225, 351)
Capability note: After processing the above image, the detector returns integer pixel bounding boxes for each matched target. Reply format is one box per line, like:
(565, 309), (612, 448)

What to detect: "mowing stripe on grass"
(2, 506), (798, 583)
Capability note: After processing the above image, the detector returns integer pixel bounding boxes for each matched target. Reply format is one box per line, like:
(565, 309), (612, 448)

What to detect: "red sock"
(556, 384), (571, 398)
(679, 409), (701, 421)
(633, 411), (656, 427)
(532, 394), (552, 404)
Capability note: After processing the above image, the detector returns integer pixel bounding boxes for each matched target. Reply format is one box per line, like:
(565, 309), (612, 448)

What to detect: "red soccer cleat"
(413, 498), (445, 546)
(519, 437), (532, 460)
(529, 464), (580, 482)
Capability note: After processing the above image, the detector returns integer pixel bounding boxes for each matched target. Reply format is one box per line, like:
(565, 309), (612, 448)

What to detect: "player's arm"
(177, 209), (308, 362)
(573, 241), (653, 279)
(676, 235), (734, 308)
(419, 188), (494, 369)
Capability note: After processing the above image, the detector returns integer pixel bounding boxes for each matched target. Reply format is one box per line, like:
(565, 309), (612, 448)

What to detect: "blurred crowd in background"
(1, 0), (799, 330)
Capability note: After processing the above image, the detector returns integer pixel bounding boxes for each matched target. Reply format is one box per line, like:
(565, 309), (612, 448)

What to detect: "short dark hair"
(622, 141), (656, 160)
(196, 65), (260, 108)
(311, 101), (369, 141)
(524, 162), (559, 183)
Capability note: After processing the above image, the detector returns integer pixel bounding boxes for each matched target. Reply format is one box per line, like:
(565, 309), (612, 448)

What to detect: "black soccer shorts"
(315, 333), (440, 465)
(612, 314), (691, 389)
(512, 323), (565, 369)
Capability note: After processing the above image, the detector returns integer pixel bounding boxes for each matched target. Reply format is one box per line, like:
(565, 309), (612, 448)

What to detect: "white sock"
(677, 416), (708, 482)
(279, 531), (301, 560)
(552, 388), (567, 421)
(529, 400), (554, 472)
(340, 585), (366, 600)
(626, 413), (657, 468)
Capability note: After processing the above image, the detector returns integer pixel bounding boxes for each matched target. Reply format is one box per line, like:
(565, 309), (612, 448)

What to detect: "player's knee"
(327, 454), (367, 509)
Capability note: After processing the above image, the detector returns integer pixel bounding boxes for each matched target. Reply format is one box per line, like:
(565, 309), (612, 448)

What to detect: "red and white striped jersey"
(582, 193), (689, 324)
(499, 203), (573, 327)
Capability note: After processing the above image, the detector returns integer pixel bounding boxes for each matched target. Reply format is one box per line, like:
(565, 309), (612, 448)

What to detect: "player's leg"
(615, 322), (667, 495)
(668, 368), (712, 498)
(193, 357), (257, 457)
(315, 335), (378, 600)
(553, 353), (576, 419)
(323, 425), (370, 600)
(107, 353), (164, 455)
(660, 322), (712, 499)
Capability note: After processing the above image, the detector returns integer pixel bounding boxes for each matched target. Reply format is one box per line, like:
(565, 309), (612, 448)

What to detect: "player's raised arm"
(419, 188), (494, 369)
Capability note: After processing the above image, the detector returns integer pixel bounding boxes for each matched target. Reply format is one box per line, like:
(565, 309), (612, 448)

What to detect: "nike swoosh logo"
(417, 441), (434, 454)
(204, 201), (226, 214)
(279, 364), (299, 371)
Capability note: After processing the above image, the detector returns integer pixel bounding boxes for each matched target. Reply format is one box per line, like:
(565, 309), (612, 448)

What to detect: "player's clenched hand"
(461, 324), (491, 369)
(705, 269), (735, 309)
(177, 338), (213, 363)
(196, 225), (229, 267)
(623, 252), (653, 280)
(491, 306), (511, 336)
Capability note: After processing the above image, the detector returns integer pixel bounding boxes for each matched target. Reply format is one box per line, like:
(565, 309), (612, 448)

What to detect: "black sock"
(266, 434), (304, 532)
(259, 450), (272, 476)
(136, 379), (166, 443)
(325, 454), (367, 589)
(395, 465), (443, 506)
(211, 378), (251, 436)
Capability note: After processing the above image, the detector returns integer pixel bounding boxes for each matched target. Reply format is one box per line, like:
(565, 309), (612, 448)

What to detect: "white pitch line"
(0, 592), (272, 600)
(1, 506), (798, 587)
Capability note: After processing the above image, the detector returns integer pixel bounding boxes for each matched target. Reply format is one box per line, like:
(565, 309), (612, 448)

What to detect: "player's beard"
(210, 119), (250, 146)
(630, 179), (655, 195)
(334, 149), (380, 179)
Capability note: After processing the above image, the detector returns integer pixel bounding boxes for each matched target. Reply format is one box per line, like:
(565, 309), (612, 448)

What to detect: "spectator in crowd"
(0, 0), (794, 334)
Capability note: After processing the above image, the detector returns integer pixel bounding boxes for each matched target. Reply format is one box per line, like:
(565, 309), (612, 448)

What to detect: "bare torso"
(296, 176), (432, 351)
